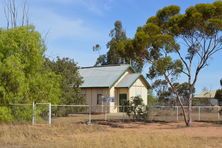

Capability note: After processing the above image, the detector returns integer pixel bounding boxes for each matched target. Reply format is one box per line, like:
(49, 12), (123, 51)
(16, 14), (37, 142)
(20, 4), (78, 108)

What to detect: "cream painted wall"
(81, 88), (109, 113)
(109, 69), (132, 112)
(81, 88), (109, 105)
(109, 69), (132, 98)
(129, 78), (148, 105)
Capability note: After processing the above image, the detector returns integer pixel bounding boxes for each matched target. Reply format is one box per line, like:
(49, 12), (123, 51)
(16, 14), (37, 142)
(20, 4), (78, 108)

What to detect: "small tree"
(215, 90), (222, 99)
(215, 89), (222, 115)
(125, 96), (150, 121)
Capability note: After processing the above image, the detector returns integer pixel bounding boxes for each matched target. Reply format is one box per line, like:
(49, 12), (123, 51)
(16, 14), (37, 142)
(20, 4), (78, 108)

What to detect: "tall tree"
(45, 57), (84, 105)
(0, 26), (61, 104)
(124, 2), (222, 126)
(107, 20), (127, 64)
(0, 26), (61, 121)
(95, 20), (144, 72)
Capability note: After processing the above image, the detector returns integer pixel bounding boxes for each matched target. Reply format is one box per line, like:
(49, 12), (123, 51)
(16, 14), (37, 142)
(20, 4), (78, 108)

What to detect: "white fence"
(4, 103), (222, 125)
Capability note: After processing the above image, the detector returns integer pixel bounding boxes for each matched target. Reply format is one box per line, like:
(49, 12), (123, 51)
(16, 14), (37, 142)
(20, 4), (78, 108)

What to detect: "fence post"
(102, 101), (103, 113)
(48, 103), (51, 125)
(218, 106), (220, 120)
(198, 106), (201, 121)
(32, 101), (35, 125)
(123, 105), (125, 122)
(176, 106), (178, 121)
(88, 105), (92, 125)
(105, 105), (107, 121)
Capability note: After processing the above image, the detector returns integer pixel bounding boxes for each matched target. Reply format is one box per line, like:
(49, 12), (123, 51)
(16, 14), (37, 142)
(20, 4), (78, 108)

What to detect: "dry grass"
(0, 117), (222, 148)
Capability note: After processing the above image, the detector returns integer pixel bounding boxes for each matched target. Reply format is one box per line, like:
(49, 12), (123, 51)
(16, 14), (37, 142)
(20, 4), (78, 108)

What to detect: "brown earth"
(0, 118), (222, 148)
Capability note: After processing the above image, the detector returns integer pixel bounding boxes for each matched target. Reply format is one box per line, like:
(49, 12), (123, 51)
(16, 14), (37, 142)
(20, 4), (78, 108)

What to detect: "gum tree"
(94, 20), (144, 72)
(125, 2), (222, 126)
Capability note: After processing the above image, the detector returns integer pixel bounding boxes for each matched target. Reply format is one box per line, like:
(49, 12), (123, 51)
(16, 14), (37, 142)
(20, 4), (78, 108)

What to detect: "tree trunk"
(187, 96), (192, 126)
(187, 84), (194, 127)
(163, 73), (189, 126)
(176, 94), (189, 126)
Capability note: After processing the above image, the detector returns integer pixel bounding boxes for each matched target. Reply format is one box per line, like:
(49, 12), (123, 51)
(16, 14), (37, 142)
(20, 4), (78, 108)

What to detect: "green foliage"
(215, 89), (222, 100)
(151, 79), (171, 101)
(122, 2), (222, 126)
(124, 1), (222, 99)
(107, 20), (127, 64)
(95, 20), (144, 72)
(45, 57), (83, 104)
(147, 90), (158, 106)
(125, 96), (150, 121)
(220, 79), (222, 88)
(45, 57), (84, 116)
(175, 83), (195, 98)
(0, 26), (61, 121)
(94, 54), (107, 66)
(11, 106), (33, 122)
(0, 107), (13, 122)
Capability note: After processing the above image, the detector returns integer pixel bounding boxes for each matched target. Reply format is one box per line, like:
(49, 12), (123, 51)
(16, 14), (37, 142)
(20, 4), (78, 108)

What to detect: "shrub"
(10, 106), (33, 122)
(0, 107), (13, 122)
(125, 96), (150, 121)
(215, 89), (222, 100)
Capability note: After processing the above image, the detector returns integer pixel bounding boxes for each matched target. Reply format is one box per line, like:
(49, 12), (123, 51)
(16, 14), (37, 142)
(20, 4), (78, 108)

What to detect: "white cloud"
(35, 0), (114, 16)
(30, 7), (104, 42)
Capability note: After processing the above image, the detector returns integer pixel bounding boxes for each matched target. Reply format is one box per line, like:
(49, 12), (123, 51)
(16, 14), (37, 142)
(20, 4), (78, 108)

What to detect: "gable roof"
(116, 73), (140, 88)
(79, 65), (132, 88)
(116, 73), (150, 89)
(195, 90), (217, 99)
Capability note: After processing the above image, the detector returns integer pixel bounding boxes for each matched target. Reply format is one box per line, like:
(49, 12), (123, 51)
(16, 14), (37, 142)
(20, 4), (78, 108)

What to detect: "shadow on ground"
(82, 119), (222, 129)
(84, 119), (173, 128)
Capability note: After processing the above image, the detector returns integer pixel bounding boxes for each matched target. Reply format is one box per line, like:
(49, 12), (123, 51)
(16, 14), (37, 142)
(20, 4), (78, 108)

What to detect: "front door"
(119, 94), (127, 112)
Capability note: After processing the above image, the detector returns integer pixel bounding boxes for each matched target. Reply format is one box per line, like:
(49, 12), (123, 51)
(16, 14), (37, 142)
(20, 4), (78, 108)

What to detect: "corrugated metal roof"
(79, 65), (131, 88)
(116, 73), (141, 88)
(195, 90), (216, 99)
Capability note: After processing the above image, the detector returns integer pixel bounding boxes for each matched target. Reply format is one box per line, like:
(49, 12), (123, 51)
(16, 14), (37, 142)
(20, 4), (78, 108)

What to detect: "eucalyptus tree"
(124, 2), (222, 126)
(93, 21), (144, 71)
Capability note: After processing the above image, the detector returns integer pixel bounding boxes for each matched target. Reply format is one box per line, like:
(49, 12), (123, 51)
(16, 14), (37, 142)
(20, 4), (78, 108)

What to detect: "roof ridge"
(80, 64), (130, 69)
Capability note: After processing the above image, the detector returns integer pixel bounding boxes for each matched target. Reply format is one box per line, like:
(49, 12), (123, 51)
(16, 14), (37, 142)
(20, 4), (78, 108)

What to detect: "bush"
(215, 89), (222, 100)
(0, 107), (13, 122)
(10, 106), (33, 122)
(125, 96), (150, 121)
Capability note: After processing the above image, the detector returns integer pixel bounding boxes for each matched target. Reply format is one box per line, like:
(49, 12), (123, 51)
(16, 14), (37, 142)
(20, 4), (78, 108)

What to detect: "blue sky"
(0, 0), (221, 93)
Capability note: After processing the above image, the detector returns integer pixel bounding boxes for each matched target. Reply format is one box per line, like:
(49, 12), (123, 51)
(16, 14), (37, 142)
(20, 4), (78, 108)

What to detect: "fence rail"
(1, 103), (221, 125)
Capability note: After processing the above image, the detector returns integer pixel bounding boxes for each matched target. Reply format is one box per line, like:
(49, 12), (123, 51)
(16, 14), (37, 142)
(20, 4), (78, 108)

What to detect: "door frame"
(119, 93), (127, 112)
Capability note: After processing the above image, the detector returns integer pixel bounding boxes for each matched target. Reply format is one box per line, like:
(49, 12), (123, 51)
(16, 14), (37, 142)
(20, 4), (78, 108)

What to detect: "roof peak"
(80, 64), (130, 69)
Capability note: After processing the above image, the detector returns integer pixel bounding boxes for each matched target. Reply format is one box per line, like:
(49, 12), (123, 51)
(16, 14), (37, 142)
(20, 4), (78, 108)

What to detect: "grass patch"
(0, 119), (222, 148)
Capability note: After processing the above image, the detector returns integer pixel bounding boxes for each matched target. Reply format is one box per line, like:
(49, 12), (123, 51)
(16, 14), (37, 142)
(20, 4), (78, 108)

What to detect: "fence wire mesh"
(1, 104), (221, 125)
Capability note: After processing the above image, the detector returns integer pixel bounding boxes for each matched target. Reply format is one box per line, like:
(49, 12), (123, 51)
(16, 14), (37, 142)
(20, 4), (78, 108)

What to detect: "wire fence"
(1, 103), (221, 125)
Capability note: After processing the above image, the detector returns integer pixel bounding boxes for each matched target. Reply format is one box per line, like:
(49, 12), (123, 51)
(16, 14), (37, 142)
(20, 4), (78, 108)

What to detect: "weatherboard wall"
(129, 78), (148, 105)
